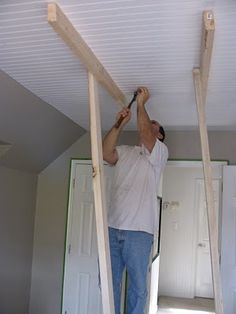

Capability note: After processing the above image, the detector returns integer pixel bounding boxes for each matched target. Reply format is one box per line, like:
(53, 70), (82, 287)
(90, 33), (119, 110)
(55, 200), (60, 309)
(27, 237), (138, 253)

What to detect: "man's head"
(151, 120), (165, 142)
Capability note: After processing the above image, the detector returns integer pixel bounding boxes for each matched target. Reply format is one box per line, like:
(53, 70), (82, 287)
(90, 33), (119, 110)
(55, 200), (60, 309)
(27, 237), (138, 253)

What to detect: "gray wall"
(119, 130), (236, 164)
(0, 166), (37, 314)
(29, 130), (236, 314)
(166, 130), (236, 164)
(0, 69), (85, 174)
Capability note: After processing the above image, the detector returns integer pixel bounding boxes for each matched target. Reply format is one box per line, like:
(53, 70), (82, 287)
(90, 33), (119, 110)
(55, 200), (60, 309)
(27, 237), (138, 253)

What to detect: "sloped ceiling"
(0, 70), (85, 173)
(0, 0), (236, 131)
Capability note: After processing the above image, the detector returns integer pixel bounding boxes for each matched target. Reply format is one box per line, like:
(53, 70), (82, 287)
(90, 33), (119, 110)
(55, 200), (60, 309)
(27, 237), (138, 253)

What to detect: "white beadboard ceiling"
(0, 0), (235, 131)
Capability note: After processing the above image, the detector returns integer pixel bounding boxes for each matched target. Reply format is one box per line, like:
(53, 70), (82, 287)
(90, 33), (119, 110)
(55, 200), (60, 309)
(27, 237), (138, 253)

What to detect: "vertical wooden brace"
(88, 72), (115, 314)
(193, 68), (224, 314)
(193, 10), (224, 314)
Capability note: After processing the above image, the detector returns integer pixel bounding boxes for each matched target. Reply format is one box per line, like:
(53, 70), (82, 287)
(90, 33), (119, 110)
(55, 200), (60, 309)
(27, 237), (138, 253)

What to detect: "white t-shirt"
(108, 139), (168, 235)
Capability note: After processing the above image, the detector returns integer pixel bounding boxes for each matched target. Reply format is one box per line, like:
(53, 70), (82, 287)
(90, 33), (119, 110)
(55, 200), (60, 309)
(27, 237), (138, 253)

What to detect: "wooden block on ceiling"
(200, 10), (215, 104)
(48, 2), (126, 107)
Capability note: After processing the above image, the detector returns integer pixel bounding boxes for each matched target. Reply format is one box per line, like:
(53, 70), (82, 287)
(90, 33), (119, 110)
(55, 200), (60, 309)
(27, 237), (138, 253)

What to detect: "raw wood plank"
(48, 2), (125, 106)
(193, 68), (224, 314)
(88, 72), (115, 314)
(193, 10), (224, 314)
(200, 10), (215, 104)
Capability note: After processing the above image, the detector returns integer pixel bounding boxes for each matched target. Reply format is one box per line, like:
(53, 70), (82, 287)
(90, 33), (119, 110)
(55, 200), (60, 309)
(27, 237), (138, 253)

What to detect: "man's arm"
(103, 107), (131, 165)
(137, 87), (156, 152)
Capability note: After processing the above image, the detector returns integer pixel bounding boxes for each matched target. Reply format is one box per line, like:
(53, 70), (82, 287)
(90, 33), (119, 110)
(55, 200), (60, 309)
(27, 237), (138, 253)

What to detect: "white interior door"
(62, 160), (113, 314)
(221, 165), (236, 314)
(160, 165), (202, 298)
(195, 179), (220, 298)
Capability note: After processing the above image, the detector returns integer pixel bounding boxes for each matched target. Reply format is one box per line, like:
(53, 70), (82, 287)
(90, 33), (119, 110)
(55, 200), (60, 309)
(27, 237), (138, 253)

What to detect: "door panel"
(62, 161), (113, 314)
(195, 179), (220, 298)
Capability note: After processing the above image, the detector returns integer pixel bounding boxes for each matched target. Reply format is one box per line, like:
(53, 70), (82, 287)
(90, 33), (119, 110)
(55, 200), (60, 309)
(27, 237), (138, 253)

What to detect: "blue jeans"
(108, 227), (153, 314)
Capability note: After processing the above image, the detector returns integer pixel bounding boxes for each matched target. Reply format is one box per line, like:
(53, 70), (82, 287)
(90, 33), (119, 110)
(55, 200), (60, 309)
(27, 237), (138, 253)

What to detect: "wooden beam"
(88, 72), (115, 314)
(193, 10), (224, 314)
(48, 2), (125, 106)
(200, 10), (215, 104)
(193, 69), (224, 314)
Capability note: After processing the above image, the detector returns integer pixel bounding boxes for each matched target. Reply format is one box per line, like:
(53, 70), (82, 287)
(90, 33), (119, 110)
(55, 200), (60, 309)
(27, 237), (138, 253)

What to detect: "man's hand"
(116, 107), (131, 128)
(136, 86), (156, 152)
(103, 107), (130, 165)
(137, 87), (149, 106)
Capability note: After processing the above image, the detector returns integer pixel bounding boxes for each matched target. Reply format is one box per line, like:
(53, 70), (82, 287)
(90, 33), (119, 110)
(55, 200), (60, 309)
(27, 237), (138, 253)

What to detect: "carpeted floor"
(157, 296), (215, 314)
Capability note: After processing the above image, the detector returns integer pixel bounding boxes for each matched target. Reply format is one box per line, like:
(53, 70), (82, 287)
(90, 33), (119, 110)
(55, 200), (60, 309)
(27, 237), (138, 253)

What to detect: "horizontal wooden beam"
(48, 2), (126, 106)
(200, 10), (215, 104)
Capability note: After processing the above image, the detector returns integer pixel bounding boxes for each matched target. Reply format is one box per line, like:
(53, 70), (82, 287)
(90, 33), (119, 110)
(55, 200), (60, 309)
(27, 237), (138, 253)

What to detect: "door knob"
(198, 243), (206, 247)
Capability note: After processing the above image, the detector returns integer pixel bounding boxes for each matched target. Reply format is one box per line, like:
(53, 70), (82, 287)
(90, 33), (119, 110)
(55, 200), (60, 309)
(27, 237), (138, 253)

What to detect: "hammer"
(114, 90), (139, 128)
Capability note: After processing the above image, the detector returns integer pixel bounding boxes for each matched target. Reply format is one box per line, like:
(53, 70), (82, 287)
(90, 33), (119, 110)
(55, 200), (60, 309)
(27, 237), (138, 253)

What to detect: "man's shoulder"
(147, 139), (168, 166)
(116, 145), (136, 158)
(116, 144), (134, 151)
(159, 140), (168, 154)
(152, 139), (168, 153)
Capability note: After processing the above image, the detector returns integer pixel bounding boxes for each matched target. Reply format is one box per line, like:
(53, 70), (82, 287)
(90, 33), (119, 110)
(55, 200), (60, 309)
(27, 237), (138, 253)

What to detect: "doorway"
(158, 161), (226, 302)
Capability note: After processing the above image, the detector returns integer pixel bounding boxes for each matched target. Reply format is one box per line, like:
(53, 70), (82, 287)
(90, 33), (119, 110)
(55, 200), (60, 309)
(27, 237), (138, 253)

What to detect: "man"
(103, 87), (168, 314)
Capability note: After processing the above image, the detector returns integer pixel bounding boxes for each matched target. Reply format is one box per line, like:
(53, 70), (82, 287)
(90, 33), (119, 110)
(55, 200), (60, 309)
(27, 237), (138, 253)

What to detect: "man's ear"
(157, 132), (164, 141)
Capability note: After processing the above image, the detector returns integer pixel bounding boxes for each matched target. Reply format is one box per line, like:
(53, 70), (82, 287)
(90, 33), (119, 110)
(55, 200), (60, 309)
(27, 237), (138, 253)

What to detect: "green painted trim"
(70, 157), (91, 161)
(168, 158), (229, 164)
